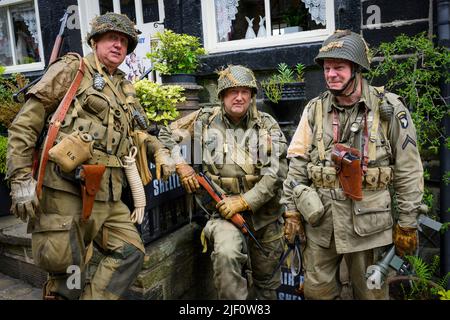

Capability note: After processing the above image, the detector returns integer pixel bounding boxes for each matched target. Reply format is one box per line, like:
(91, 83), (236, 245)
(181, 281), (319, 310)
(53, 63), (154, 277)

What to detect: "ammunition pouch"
(292, 184), (324, 227)
(208, 174), (261, 194)
(75, 164), (106, 222)
(48, 131), (94, 172)
(331, 144), (363, 201)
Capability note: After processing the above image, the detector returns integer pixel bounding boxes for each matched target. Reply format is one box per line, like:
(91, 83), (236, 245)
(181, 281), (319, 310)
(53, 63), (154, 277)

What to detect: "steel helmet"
(314, 30), (371, 71)
(87, 12), (141, 54)
(217, 65), (258, 98)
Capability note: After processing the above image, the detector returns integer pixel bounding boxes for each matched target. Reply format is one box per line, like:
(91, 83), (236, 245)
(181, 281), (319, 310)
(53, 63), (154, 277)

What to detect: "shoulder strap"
(315, 98), (326, 161)
(36, 53), (85, 198)
(368, 86), (385, 162)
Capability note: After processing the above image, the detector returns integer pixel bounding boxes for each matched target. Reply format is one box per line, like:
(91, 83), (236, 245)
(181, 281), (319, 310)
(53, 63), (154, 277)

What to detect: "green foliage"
(401, 255), (450, 300)
(147, 29), (206, 75)
(261, 62), (306, 103)
(0, 135), (7, 174)
(134, 79), (185, 125)
(367, 33), (450, 155)
(437, 289), (450, 300)
(0, 70), (27, 129)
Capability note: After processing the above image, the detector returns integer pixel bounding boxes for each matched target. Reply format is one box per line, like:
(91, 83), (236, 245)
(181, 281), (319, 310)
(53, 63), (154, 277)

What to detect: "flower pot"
(161, 74), (197, 85)
(161, 74), (203, 119)
(388, 275), (440, 300)
(263, 82), (306, 125)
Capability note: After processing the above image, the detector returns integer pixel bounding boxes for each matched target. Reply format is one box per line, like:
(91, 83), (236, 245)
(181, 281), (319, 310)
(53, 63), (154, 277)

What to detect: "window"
(0, 0), (44, 73)
(201, 0), (335, 53)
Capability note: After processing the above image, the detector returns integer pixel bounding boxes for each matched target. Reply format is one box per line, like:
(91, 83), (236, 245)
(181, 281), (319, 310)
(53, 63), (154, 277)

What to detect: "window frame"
(0, 0), (45, 74)
(200, 0), (335, 53)
(77, 0), (165, 55)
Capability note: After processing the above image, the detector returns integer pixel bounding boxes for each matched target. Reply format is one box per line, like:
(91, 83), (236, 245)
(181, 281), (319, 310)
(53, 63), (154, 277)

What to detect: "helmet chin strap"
(327, 65), (360, 97)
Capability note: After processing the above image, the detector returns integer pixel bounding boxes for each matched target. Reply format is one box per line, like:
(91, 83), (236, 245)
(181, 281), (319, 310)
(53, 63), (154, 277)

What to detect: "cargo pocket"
(293, 184), (325, 227)
(352, 190), (393, 236)
(32, 214), (83, 273)
(83, 86), (111, 119)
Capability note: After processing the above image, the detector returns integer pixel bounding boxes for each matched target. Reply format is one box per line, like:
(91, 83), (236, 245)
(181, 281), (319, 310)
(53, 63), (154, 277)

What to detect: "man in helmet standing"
(281, 30), (424, 299)
(6, 13), (175, 299)
(158, 65), (288, 299)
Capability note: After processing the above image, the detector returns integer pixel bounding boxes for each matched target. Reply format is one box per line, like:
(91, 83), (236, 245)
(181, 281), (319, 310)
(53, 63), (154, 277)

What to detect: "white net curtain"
(301, 0), (326, 26)
(214, 0), (326, 42)
(215, 0), (240, 42)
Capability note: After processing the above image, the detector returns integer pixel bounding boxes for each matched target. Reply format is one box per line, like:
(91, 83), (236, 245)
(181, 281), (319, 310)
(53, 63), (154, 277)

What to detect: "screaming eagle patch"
(396, 111), (409, 129)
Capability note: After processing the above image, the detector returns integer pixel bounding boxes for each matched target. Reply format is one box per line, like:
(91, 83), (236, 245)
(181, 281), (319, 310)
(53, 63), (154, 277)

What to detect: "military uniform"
(281, 31), (424, 300)
(159, 66), (288, 300)
(6, 13), (171, 299)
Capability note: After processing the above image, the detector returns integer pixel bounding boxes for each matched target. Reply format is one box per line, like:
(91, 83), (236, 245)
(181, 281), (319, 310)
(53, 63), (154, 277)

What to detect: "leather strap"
(36, 53), (85, 198)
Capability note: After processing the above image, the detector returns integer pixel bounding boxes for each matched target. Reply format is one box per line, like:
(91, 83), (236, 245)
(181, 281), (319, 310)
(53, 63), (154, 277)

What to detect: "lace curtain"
(11, 4), (38, 45)
(301, 0), (326, 26)
(215, 0), (239, 42)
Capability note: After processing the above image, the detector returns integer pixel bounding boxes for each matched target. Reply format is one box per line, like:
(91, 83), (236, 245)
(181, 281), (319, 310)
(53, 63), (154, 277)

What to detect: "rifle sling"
(36, 53), (85, 198)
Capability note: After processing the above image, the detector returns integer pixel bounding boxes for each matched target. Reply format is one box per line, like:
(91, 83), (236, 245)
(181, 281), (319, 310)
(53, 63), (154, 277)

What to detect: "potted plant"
(283, 6), (307, 33)
(261, 62), (306, 124)
(134, 79), (186, 126)
(147, 29), (206, 84)
(146, 29), (206, 115)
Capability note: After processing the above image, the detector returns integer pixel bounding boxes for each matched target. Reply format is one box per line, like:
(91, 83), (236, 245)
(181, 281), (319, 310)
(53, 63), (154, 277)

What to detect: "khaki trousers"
(31, 187), (144, 300)
(203, 216), (284, 300)
(303, 237), (389, 300)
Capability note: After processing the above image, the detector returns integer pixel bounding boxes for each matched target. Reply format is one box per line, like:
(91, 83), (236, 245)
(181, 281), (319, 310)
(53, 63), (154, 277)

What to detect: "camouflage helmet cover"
(217, 65), (258, 98)
(314, 30), (371, 71)
(87, 12), (141, 54)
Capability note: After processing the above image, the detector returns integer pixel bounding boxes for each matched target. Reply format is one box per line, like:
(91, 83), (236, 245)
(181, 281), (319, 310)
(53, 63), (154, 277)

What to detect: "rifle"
(13, 9), (69, 103)
(196, 172), (268, 256)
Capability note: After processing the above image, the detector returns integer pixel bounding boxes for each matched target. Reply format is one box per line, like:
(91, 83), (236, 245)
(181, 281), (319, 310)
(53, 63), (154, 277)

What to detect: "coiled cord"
(123, 146), (146, 224)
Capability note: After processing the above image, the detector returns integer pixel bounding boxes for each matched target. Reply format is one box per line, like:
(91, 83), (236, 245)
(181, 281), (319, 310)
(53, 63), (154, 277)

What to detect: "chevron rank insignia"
(396, 111), (408, 129)
(402, 134), (417, 150)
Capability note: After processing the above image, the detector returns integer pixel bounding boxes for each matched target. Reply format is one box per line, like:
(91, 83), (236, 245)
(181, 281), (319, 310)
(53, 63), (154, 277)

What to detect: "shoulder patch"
(396, 110), (409, 129)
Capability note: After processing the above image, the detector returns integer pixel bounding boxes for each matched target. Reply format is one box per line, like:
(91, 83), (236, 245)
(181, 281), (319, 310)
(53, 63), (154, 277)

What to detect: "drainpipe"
(437, 0), (450, 289)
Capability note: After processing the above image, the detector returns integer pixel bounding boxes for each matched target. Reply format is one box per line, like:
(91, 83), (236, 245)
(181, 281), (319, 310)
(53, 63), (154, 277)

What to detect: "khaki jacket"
(7, 53), (161, 201)
(281, 79), (424, 253)
(159, 105), (288, 231)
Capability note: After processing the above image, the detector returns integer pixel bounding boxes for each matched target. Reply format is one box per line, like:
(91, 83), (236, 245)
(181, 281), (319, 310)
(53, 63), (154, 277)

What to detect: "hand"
(216, 195), (250, 220)
(154, 148), (176, 181)
(283, 210), (306, 245)
(393, 223), (417, 257)
(175, 163), (200, 193)
(10, 177), (40, 222)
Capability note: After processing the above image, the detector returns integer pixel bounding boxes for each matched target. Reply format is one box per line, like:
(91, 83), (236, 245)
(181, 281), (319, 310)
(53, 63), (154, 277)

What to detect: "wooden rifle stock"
(196, 173), (248, 234)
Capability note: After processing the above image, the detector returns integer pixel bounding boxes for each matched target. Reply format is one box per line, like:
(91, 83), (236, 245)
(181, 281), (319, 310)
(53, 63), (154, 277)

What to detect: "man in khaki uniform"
(281, 30), (424, 300)
(6, 13), (174, 299)
(158, 65), (288, 299)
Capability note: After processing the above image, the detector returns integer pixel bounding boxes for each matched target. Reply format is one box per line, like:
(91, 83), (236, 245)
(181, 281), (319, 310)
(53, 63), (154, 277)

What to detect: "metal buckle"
(330, 188), (338, 200)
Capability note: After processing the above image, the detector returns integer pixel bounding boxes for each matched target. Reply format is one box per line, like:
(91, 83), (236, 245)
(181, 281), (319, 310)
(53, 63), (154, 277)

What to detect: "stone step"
(0, 215), (216, 299)
(0, 272), (41, 300)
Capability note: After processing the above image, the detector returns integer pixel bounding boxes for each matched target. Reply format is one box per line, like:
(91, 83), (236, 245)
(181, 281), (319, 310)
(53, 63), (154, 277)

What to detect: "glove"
(175, 163), (200, 193)
(10, 176), (40, 222)
(283, 210), (306, 245)
(154, 148), (176, 181)
(216, 195), (250, 220)
(393, 223), (417, 257)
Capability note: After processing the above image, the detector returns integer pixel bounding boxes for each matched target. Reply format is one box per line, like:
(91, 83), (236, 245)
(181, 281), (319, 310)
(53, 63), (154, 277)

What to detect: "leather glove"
(393, 223), (418, 257)
(175, 163), (200, 193)
(216, 195), (250, 220)
(10, 176), (40, 222)
(154, 148), (176, 181)
(283, 210), (306, 245)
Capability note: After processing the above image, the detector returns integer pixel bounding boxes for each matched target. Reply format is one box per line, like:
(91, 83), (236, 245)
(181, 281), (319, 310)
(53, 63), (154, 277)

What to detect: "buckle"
(330, 189), (338, 200)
